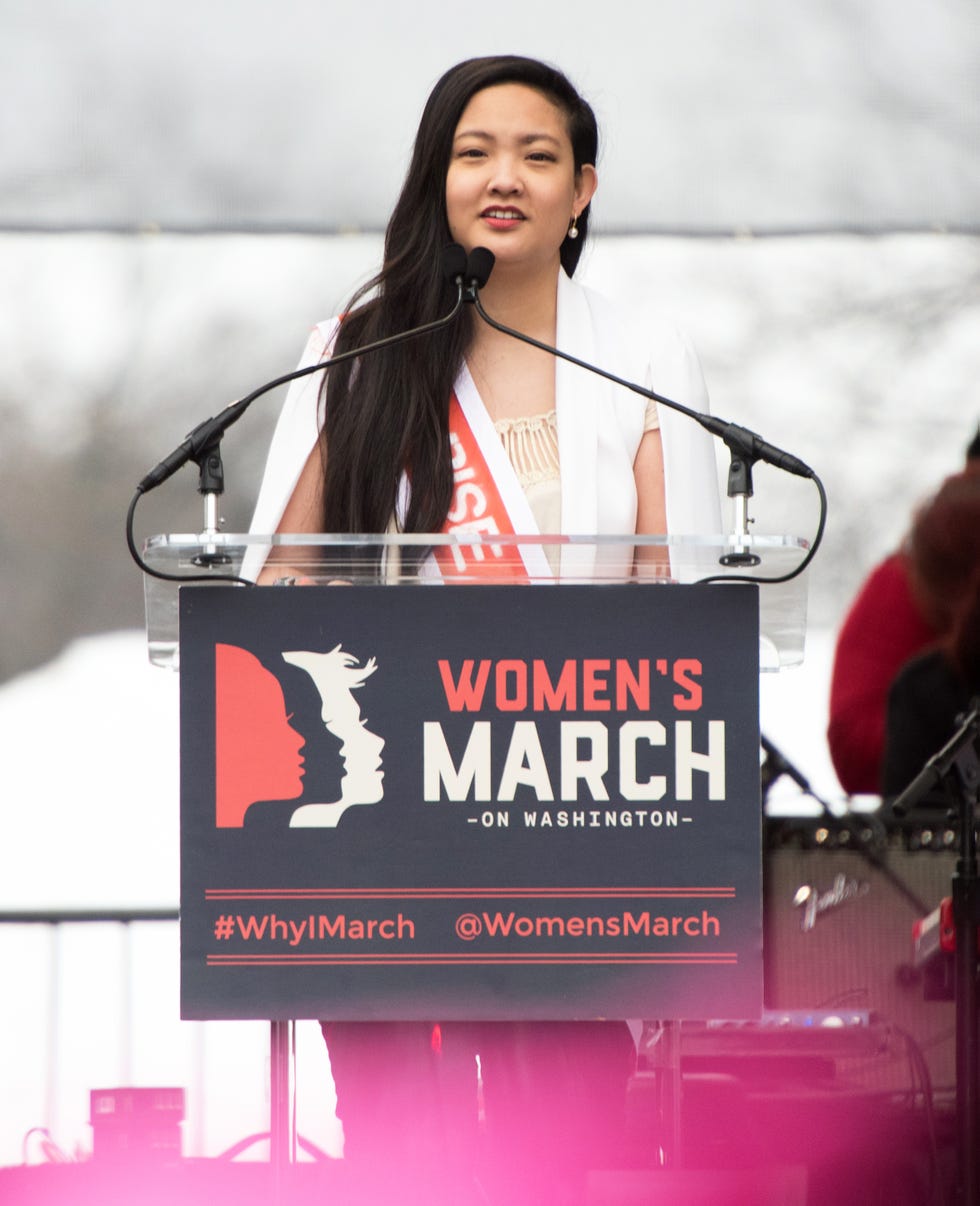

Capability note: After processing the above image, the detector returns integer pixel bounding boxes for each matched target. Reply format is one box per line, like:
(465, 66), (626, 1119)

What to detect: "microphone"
(443, 241), (468, 289)
(463, 247), (495, 300)
(136, 243), (470, 496)
(462, 245), (814, 482)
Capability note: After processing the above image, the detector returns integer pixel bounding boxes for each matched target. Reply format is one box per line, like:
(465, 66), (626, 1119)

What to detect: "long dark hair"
(319, 56), (599, 536)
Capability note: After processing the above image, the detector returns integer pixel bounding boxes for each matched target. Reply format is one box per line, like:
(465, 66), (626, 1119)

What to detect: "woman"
(249, 57), (719, 577)
(249, 55), (721, 1202)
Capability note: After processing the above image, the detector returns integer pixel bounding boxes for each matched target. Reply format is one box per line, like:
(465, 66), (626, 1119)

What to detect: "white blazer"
(245, 271), (722, 579)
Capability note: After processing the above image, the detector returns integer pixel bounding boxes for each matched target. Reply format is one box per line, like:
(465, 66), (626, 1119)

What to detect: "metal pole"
(954, 786), (979, 1206)
(270, 1020), (292, 1204)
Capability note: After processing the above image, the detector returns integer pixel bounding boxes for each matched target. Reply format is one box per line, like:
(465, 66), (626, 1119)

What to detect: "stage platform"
(0, 1091), (955, 1206)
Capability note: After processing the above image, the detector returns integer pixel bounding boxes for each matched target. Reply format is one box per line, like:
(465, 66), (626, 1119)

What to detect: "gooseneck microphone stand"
(461, 248), (828, 586)
(126, 243), (471, 584)
(893, 701), (980, 1206)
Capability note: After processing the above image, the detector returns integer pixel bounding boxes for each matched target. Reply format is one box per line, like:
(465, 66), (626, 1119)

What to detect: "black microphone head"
(441, 242), (467, 284)
(466, 247), (495, 289)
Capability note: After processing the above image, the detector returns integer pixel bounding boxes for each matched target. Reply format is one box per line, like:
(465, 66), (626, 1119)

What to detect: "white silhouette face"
(282, 646), (385, 828)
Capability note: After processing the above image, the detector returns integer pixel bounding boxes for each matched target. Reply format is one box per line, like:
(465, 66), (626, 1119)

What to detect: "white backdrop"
(3, 0), (977, 230)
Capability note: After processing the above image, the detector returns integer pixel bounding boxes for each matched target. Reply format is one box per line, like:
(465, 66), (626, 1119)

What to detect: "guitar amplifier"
(763, 815), (958, 1095)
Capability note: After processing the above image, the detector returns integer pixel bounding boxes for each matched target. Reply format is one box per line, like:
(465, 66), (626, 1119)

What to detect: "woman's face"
(445, 83), (597, 274)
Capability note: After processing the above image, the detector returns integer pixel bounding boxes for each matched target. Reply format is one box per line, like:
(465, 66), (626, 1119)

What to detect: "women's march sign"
(180, 583), (763, 1021)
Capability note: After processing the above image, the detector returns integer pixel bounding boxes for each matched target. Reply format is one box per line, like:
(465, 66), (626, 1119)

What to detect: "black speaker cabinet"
(763, 816), (958, 1095)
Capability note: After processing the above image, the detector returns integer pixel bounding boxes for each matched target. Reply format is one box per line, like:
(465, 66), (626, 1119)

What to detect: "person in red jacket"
(827, 425), (980, 796)
(882, 469), (980, 798)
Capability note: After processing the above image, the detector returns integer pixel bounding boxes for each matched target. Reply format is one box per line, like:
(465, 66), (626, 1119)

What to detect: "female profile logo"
(215, 644), (306, 828)
(282, 645), (385, 828)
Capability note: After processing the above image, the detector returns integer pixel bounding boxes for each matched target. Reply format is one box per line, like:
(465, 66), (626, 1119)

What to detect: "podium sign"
(179, 582), (762, 1021)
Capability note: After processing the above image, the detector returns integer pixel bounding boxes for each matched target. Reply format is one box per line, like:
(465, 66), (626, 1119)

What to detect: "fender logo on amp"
(792, 873), (870, 932)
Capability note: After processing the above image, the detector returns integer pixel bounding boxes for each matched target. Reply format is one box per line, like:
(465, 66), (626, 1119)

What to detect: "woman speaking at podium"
(249, 54), (720, 1203)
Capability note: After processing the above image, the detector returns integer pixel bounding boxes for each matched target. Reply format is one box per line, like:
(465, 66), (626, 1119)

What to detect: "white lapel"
(555, 272), (603, 577)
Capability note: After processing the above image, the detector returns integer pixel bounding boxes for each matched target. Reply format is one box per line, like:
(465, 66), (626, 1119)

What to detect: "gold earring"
(568, 214), (579, 240)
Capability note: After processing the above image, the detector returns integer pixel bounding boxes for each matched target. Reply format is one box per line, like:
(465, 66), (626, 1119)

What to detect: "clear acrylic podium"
(143, 530), (809, 672)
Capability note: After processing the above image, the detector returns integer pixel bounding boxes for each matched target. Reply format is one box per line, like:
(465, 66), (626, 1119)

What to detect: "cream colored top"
(494, 399), (660, 571)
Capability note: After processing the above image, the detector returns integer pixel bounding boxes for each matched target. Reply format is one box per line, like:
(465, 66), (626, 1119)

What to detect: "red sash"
(433, 392), (549, 581)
